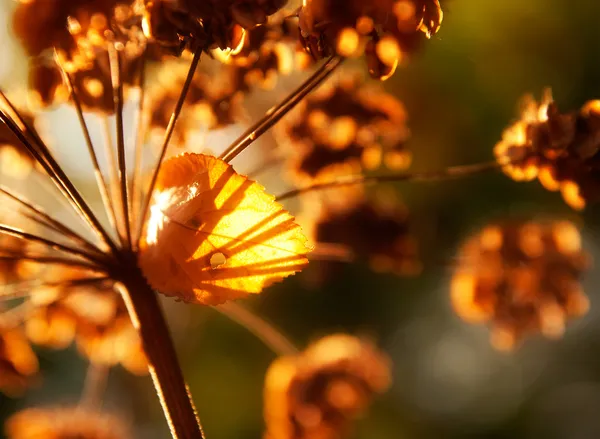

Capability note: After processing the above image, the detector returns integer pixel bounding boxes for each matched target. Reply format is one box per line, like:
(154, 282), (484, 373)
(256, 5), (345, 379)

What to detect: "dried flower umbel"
(495, 89), (600, 210)
(299, 0), (443, 80)
(264, 334), (391, 439)
(451, 220), (591, 351)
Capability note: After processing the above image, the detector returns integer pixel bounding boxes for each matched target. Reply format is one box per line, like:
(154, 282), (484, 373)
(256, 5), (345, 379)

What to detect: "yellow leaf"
(139, 153), (312, 305)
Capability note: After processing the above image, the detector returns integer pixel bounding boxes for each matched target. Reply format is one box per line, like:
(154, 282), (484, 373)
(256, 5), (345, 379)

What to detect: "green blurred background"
(2, 0), (600, 438)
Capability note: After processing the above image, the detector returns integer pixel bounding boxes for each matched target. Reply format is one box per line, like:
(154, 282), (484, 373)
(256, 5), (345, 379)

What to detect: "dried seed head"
(298, 0), (443, 80)
(264, 334), (391, 439)
(279, 73), (410, 185)
(139, 0), (287, 55)
(451, 220), (591, 350)
(302, 188), (420, 283)
(495, 89), (600, 210)
(148, 63), (245, 148)
(214, 10), (300, 92)
(138, 153), (311, 305)
(13, 0), (145, 112)
(0, 328), (39, 397)
(5, 407), (130, 439)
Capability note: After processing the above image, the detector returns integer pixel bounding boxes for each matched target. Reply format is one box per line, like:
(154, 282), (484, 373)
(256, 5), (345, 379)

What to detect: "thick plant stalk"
(116, 261), (204, 439)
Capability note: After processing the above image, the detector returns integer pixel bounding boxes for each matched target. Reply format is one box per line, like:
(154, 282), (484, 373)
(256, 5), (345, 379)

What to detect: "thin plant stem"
(131, 56), (147, 243)
(56, 55), (120, 243)
(115, 261), (204, 439)
(0, 224), (105, 266)
(0, 185), (102, 256)
(108, 43), (132, 248)
(310, 243), (355, 262)
(0, 253), (103, 272)
(100, 115), (126, 243)
(0, 276), (109, 301)
(137, 49), (202, 247)
(0, 92), (119, 256)
(219, 56), (343, 163)
(276, 160), (504, 201)
(216, 302), (298, 356)
(79, 363), (110, 409)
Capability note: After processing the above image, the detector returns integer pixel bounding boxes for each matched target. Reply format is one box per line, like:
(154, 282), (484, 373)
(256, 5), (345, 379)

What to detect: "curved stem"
(275, 160), (503, 201)
(216, 302), (298, 356)
(220, 56), (342, 163)
(56, 57), (120, 243)
(137, 50), (202, 247)
(116, 262), (204, 439)
(0, 224), (105, 266)
(0, 185), (102, 256)
(0, 94), (119, 256)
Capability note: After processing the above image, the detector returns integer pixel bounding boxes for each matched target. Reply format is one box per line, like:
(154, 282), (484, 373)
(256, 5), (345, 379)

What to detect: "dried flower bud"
(139, 0), (287, 55)
(139, 153), (311, 305)
(451, 220), (591, 350)
(279, 73), (410, 184)
(264, 334), (391, 439)
(0, 329), (39, 397)
(495, 89), (600, 210)
(5, 407), (130, 439)
(298, 0), (443, 80)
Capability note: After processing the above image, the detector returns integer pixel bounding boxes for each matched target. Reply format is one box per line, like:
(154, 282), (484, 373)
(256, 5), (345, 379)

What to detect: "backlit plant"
(0, 0), (596, 438)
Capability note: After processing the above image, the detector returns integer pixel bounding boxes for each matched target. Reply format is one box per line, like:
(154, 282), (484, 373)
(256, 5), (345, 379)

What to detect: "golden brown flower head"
(5, 407), (130, 439)
(139, 0), (287, 55)
(139, 153), (311, 305)
(0, 112), (37, 180)
(303, 189), (420, 282)
(148, 64), (245, 148)
(279, 73), (410, 184)
(13, 0), (145, 112)
(25, 268), (146, 374)
(495, 89), (600, 210)
(451, 220), (591, 351)
(298, 0), (443, 80)
(0, 328), (39, 397)
(264, 334), (391, 439)
(214, 11), (299, 92)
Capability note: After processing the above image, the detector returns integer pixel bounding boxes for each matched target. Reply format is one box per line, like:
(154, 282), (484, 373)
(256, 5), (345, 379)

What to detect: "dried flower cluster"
(5, 407), (130, 439)
(264, 334), (391, 439)
(299, 0), (443, 79)
(279, 73), (410, 184)
(495, 90), (600, 210)
(451, 220), (591, 350)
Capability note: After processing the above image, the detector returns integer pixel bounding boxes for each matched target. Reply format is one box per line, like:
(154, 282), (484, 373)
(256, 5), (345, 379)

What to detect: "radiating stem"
(220, 56), (342, 163)
(0, 93), (119, 256)
(101, 115), (126, 242)
(131, 56), (147, 244)
(276, 161), (504, 201)
(137, 50), (202, 247)
(108, 43), (132, 248)
(216, 302), (298, 356)
(310, 243), (355, 262)
(57, 58), (119, 242)
(0, 254), (103, 272)
(0, 224), (105, 265)
(116, 259), (204, 439)
(0, 185), (102, 256)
